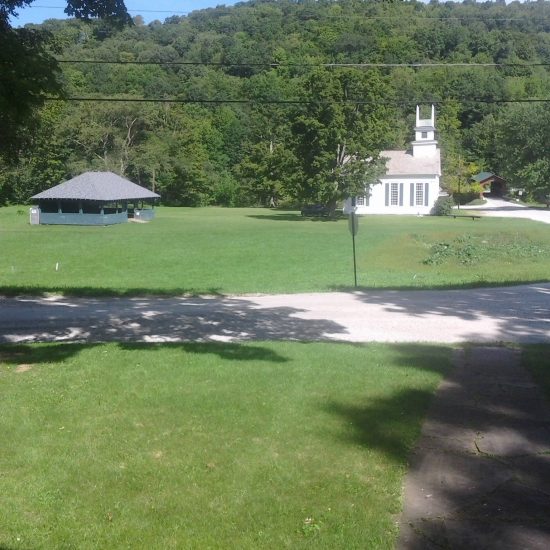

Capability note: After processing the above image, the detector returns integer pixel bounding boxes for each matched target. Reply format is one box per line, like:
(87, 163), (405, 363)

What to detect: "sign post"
(348, 198), (359, 288)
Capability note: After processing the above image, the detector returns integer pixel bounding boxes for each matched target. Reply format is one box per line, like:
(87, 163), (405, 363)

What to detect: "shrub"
(431, 196), (455, 216)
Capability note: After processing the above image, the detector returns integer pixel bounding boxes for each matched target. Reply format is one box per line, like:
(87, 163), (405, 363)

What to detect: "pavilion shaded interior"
(30, 171), (160, 225)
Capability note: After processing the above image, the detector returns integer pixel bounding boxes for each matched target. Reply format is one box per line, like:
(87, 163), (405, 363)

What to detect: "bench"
(447, 214), (482, 220)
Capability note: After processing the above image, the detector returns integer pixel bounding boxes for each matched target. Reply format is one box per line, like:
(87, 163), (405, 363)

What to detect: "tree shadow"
(0, 286), (224, 298)
(323, 387), (439, 463)
(246, 213), (308, 222)
(395, 346), (550, 548)
(342, 283), (550, 343)
(0, 343), (99, 365)
(0, 341), (290, 365)
(246, 213), (344, 222)
(117, 341), (289, 363)
(321, 343), (450, 463)
(330, 279), (550, 293)
(321, 343), (550, 547)
(3, 283), (550, 346)
(0, 294), (349, 345)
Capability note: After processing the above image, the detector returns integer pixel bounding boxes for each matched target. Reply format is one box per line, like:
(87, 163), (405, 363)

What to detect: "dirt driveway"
(459, 196), (550, 224)
(1, 283), (549, 344)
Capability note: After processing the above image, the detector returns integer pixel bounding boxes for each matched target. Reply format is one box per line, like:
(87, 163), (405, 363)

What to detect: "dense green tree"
(236, 140), (298, 206)
(478, 104), (550, 200)
(290, 68), (395, 208)
(0, 0), (131, 158)
(2, 0), (550, 206)
(0, 22), (61, 157)
(0, 102), (70, 201)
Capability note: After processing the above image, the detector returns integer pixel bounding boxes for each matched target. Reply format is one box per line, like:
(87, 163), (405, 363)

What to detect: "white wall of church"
(344, 175), (440, 215)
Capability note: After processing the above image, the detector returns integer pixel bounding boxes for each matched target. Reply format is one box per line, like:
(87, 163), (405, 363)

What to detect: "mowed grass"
(0, 342), (450, 549)
(1, 206), (550, 294)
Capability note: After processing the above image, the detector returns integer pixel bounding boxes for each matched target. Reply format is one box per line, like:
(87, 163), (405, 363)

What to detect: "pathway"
(457, 196), (550, 224)
(398, 346), (550, 549)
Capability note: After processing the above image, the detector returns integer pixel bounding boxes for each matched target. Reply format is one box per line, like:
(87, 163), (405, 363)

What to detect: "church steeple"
(412, 105), (437, 158)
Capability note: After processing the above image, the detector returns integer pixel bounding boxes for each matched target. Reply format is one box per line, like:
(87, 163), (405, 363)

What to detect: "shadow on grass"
(324, 388), (436, 462)
(397, 346), (550, 547)
(117, 341), (289, 363)
(0, 341), (290, 364)
(321, 343), (450, 462)
(329, 278), (550, 293)
(0, 286), (224, 298)
(322, 343), (550, 546)
(0, 343), (99, 364)
(246, 213), (344, 222)
(523, 344), (550, 401)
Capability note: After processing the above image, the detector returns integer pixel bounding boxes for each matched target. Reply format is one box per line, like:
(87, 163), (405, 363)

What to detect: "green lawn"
(1, 206), (550, 295)
(0, 342), (450, 549)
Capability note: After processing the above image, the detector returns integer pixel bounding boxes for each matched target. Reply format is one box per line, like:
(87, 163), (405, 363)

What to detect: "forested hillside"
(1, 0), (550, 206)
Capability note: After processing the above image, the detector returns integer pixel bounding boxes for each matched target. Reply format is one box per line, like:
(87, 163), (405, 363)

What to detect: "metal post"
(350, 197), (358, 288)
(352, 215), (357, 288)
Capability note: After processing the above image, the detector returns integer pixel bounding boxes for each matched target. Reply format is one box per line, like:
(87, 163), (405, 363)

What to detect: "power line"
(27, 5), (550, 22)
(44, 96), (550, 106)
(55, 60), (550, 68)
(30, 4), (190, 16)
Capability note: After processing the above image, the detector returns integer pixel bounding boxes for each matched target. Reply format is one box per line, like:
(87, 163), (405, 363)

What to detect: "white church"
(344, 105), (441, 215)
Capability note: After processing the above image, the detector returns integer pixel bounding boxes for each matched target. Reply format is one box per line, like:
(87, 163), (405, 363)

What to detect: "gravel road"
(1, 283), (549, 344)
(458, 196), (550, 224)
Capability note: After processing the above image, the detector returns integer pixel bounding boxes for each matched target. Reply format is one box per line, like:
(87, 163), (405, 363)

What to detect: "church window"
(421, 131), (428, 138)
(415, 183), (424, 205)
(356, 196), (365, 206)
(391, 183), (399, 205)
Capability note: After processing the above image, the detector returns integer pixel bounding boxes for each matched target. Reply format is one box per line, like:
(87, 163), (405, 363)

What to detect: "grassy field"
(1, 206), (550, 295)
(0, 341), (450, 549)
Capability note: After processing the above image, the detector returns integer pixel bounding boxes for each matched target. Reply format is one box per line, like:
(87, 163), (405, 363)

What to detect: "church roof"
(32, 172), (160, 201)
(380, 149), (441, 176)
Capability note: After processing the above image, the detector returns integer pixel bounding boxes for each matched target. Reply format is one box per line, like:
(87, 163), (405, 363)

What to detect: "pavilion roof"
(31, 172), (160, 201)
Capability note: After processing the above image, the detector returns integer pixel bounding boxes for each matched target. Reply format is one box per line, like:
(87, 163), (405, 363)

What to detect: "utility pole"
(348, 197), (359, 288)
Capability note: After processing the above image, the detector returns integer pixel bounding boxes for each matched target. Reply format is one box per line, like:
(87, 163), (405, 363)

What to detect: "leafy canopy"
(0, 0), (131, 158)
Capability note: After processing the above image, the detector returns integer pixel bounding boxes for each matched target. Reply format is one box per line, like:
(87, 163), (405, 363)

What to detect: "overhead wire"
(44, 96), (550, 106)
(20, 4), (550, 107)
(54, 60), (550, 68)
(26, 4), (550, 22)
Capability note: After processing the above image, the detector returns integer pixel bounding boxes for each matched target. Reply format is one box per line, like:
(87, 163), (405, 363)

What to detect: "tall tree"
(290, 68), (395, 209)
(0, 0), (131, 158)
(482, 104), (550, 200)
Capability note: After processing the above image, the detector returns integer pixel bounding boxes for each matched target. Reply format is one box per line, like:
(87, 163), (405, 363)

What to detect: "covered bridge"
(471, 172), (507, 197)
(30, 171), (160, 225)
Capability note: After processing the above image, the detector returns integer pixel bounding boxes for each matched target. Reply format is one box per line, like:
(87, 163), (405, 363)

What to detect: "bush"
(431, 196), (455, 216)
(452, 183), (484, 206)
(212, 173), (249, 206)
(453, 190), (481, 205)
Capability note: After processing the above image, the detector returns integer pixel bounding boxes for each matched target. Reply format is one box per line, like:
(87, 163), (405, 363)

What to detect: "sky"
(10, 1), (241, 27)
